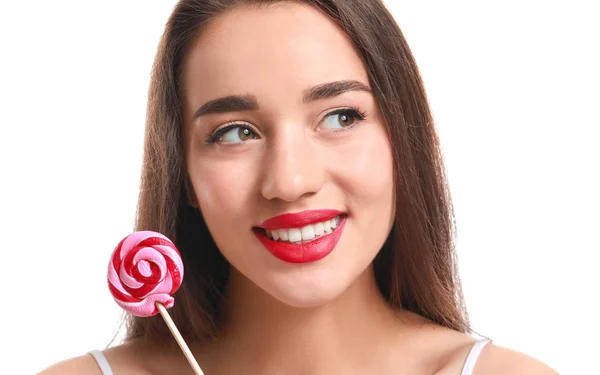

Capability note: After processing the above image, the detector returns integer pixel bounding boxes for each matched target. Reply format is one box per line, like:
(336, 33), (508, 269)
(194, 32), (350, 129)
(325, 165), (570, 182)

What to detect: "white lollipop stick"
(156, 303), (204, 375)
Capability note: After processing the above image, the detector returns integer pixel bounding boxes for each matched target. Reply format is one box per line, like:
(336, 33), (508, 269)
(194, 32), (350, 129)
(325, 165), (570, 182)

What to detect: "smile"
(253, 209), (347, 263)
(265, 215), (342, 243)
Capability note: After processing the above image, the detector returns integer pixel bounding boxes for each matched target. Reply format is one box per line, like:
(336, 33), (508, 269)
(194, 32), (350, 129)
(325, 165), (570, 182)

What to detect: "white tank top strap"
(86, 340), (490, 375)
(460, 339), (492, 375)
(88, 350), (115, 375)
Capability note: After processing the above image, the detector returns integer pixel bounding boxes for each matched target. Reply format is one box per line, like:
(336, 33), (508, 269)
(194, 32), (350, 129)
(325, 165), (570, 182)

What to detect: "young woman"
(41, 1), (557, 374)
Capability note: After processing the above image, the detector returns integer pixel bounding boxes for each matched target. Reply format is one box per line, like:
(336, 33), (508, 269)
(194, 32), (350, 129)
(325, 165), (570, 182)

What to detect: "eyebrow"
(192, 80), (371, 120)
(302, 80), (372, 103)
(193, 95), (258, 119)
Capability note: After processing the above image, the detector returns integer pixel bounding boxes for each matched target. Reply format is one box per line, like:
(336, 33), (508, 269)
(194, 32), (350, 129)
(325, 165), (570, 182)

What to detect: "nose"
(260, 128), (325, 202)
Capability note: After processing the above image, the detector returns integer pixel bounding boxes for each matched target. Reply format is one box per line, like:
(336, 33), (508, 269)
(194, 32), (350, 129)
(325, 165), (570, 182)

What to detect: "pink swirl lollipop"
(107, 231), (204, 374)
(108, 231), (184, 317)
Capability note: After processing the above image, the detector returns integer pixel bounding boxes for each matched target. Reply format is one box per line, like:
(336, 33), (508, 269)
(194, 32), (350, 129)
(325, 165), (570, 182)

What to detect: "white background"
(0, 1), (597, 374)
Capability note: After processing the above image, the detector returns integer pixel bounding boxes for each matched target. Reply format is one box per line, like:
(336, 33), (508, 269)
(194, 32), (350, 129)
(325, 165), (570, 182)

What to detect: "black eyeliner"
(326, 107), (367, 121)
(206, 107), (366, 143)
(205, 124), (244, 144)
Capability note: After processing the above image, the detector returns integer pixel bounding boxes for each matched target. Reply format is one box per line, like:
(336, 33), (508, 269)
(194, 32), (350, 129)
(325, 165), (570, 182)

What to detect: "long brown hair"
(128, 0), (469, 345)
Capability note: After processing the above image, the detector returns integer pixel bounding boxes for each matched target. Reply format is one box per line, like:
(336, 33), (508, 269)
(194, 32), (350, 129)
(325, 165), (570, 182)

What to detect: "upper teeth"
(267, 215), (341, 243)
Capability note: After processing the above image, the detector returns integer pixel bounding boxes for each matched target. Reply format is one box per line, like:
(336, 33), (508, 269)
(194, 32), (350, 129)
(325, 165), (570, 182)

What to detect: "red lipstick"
(258, 209), (342, 230)
(254, 209), (346, 264)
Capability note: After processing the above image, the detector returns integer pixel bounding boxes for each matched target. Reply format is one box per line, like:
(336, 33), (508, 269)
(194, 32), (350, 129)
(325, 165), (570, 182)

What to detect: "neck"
(210, 265), (406, 375)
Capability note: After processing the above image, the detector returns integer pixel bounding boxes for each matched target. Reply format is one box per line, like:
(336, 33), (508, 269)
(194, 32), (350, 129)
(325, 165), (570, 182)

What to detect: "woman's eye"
(209, 125), (258, 144)
(321, 108), (365, 130)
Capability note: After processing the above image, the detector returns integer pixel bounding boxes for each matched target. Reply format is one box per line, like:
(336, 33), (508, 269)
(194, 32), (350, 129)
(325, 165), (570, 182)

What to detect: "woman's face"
(183, 2), (395, 307)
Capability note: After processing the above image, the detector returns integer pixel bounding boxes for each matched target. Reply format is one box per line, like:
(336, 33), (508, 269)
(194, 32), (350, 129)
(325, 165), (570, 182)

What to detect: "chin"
(260, 268), (356, 309)
(269, 286), (345, 309)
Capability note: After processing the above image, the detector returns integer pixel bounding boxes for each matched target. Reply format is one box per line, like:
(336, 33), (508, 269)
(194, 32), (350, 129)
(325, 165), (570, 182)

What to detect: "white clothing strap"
(86, 340), (489, 375)
(460, 339), (491, 375)
(88, 350), (115, 375)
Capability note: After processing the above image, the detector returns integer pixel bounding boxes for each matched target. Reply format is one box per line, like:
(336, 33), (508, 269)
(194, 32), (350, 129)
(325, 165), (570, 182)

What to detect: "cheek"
(329, 124), (395, 209)
(188, 153), (258, 226)
(327, 122), (395, 262)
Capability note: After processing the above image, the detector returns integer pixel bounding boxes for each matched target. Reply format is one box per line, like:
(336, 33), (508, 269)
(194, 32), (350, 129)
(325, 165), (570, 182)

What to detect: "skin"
(40, 3), (558, 375)
(183, 2), (395, 310)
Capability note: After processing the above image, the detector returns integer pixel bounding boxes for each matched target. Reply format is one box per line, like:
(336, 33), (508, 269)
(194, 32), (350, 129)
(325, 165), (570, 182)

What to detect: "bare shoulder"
(405, 316), (560, 375)
(37, 342), (155, 375)
(437, 337), (559, 375)
(472, 343), (559, 375)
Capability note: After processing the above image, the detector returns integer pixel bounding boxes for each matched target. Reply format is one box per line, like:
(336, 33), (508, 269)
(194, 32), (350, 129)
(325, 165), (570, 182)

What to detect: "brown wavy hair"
(127, 0), (469, 345)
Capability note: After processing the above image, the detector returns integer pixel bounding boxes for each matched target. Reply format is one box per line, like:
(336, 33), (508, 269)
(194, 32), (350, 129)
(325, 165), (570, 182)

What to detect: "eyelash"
(324, 106), (367, 130)
(204, 106), (367, 144)
(204, 123), (253, 144)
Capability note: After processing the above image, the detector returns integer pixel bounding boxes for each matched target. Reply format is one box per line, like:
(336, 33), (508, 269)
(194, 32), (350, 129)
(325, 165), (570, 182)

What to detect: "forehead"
(182, 2), (369, 106)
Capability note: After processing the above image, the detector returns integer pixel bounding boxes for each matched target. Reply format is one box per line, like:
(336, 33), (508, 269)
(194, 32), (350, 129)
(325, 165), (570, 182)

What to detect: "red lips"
(258, 209), (343, 230)
(254, 209), (346, 264)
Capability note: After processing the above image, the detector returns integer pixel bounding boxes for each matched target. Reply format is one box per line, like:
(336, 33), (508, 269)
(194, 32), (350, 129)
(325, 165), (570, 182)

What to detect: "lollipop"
(108, 230), (203, 375)
(108, 231), (183, 317)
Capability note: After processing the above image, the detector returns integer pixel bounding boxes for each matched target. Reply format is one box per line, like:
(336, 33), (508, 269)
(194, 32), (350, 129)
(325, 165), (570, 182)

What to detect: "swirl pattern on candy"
(108, 231), (184, 317)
